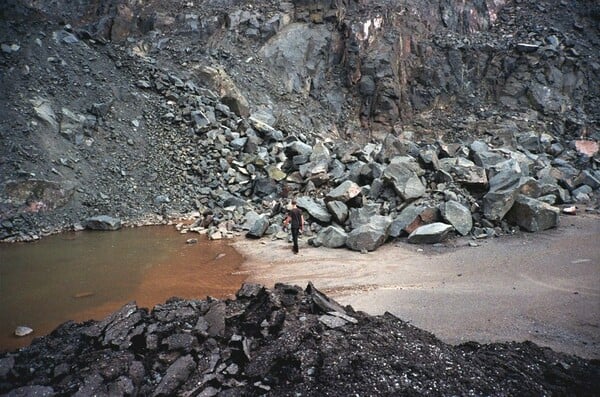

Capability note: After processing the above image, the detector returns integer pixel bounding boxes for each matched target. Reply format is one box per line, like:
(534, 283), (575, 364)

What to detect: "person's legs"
(291, 228), (299, 253)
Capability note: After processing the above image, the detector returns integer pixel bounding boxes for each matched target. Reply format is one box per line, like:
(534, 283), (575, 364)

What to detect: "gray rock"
(441, 201), (472, 236)
(389, 204), (423, 237)
(286, 140), (313, 157)
(325, 180), (362, 203)
(152, 355), (196, 397)
(296, 196), (331, 223)
(326, 200), (349, 224)
(528, 82), (567, 114)
(310, 142), (331, 163)
(345, 216), (392, 252)
(375, 134), (413, 163)
(483, 167), (522, 221)
(84, 215), (122, 231)
(204, 301), (226, 337)
(319, 314), (348, 329)
(505, 195), (560, 232)
(382, 161), (426, 201)
(574, 170), (600, 190)
(246, 214), (269, 238)
(472, 150), (505, 170)
(438, 157), (488, 187)
(348, 203), (380, 229)
(407, 223), (454, 244)
(266, 165), (286, 181)
(31, 97), (59, 133)
(230, 137), (247, 150)
(253, 177), (279, 197)
(60, 107), (85, 138)
(236, 283), (264, 298)
(0, 356), (15, 378)
(518, 177), (542, 198)
(572, 185), (593, 202)
(313, 225), (347, 248)
(154, 194), (170, 204)
(162, 333), (196, 352)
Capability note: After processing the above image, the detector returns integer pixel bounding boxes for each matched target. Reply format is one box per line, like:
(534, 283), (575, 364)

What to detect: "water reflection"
(0, 226), (246, 351)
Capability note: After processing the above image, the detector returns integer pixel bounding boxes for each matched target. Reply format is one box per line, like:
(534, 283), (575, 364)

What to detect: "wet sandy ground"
(233, 213), (600, 359)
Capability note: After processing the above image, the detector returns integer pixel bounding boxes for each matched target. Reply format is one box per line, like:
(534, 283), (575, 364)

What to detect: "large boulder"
(84, 215), (122, 231)
(505, 195), (560, 232)
(390, 205), (440, 237)
(245, 214), (270, 238)
(345, 216), (392, 252)
(441, 201), (472, 236)
(348, 203), (380, 229)
(438, 157), (488, 188)
(483, 162), (522, 221)
(382, 161), (426, 201)
(296, 196), (331, 223)
(312, 225), (348, 248)
(326, 200), (349, 225)
(325, 180), (362, 203)
(407, 223), (454, 244)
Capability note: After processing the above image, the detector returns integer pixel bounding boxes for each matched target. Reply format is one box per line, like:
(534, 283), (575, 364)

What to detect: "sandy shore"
(233, 213), (600, 359)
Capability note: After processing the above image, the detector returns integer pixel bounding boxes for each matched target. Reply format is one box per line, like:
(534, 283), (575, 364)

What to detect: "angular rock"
(574, 170), (600, 190)
(246, 215), (269, 238)
(296, 196), (331, 223)
(471, 150), (505, 170)
(348, 203), (380, 229)
(152, 355), (196, 397)
(505, 195), (560, 232)
(441, 201), (472, 236)
(265, 165), (286, 181)
(382, 162), (426, 201)
(286, 140), (313, 157)
(252, 177), (279, 197)
(325, 180), (362, 203)
(31, 97), (59, 133)
(439, 158), (488, 188)
(0, 356), (15, 378)
(326, 200), (348, 224)
(407, 223), (454, 244)
(312, 225), (347, 248)
(345, 216), (392, 252)
(84, 215), (122, 231)
(483, 166), (522, 221)
(375, 134), (413, 163)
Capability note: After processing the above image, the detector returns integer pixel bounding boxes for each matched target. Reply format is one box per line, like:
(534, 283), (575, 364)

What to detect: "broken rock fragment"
(407, 222), (454, 244)
(505, 195), (560, 232)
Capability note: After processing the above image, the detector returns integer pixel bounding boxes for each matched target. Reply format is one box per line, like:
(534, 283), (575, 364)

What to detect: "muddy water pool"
(0, 226), (246, 351)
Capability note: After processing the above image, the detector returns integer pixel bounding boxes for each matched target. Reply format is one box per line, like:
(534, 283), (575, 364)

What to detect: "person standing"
(283, 199), (304, 254)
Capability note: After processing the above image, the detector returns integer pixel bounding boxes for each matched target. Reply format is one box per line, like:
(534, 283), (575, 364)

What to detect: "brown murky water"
(0, 226), (246, 352)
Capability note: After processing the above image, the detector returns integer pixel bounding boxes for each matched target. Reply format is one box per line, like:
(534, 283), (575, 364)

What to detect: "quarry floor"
(233, 213), (600, 359)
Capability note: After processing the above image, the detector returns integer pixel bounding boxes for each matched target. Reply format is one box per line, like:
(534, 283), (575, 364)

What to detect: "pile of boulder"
(1, 283), (598, 396)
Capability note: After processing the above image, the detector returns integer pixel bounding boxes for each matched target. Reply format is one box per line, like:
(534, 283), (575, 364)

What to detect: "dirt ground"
(232, 213), (600, 359)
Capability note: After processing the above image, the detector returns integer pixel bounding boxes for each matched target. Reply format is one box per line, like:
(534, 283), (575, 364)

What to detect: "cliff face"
(0, 0), (598, 239)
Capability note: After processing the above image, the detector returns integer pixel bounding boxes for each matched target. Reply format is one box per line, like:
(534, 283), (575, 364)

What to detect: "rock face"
(1, 283), (598, 396)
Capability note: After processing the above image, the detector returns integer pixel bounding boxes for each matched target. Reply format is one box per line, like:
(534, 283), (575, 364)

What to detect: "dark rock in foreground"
(1, 283), (598, 396)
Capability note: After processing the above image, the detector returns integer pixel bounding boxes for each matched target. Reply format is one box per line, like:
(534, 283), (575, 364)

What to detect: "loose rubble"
(0, 283), (598, 396)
